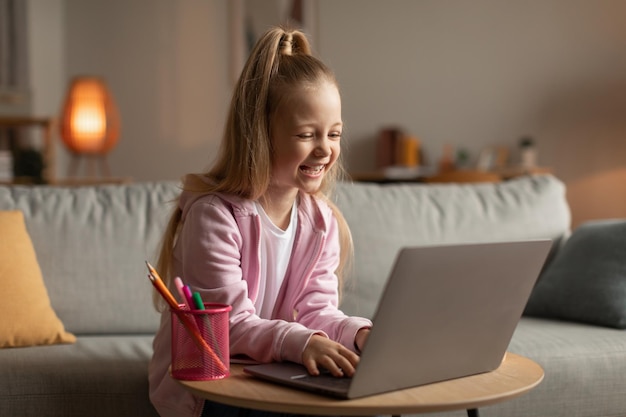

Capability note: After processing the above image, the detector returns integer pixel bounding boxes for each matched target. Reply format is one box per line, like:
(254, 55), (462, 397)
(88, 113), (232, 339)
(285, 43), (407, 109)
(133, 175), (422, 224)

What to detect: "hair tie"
(279, 33), (293, 56)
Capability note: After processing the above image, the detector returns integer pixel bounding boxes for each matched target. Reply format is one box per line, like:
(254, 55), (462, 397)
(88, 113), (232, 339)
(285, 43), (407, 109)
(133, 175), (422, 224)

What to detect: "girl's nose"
(315, 137), (331, 157)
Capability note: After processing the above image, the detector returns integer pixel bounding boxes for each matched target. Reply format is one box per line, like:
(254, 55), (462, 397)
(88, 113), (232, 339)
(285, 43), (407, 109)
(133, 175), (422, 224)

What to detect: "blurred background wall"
(20, 0), (626, 227)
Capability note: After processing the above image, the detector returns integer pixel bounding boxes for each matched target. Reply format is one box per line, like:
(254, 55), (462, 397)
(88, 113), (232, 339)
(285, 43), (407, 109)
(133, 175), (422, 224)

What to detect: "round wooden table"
(177, 352), (543, 416)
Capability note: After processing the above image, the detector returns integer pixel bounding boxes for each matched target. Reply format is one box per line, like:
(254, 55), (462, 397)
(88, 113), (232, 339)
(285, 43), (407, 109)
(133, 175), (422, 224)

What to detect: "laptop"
(244, 239), (552, 399)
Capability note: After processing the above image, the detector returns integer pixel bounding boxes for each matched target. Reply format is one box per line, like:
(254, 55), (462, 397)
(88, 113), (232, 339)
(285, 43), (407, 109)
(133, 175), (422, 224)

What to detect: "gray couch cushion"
(500, 317), (626, 417)
(0, 182), (181, 335)
(334, 175), (571, 319)
(0, 335), (158, 417)
(525, 219), (626, 328)
(414, 317), (626, 417)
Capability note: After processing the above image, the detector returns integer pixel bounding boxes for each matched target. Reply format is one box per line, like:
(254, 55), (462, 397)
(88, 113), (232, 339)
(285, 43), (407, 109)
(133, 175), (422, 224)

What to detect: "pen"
(185, 286), (205, 329)
(183, 285), (196, 310)
(174, 277), (189, 309)
(192, 291), (205, 310)
(191, 291), (223, 358)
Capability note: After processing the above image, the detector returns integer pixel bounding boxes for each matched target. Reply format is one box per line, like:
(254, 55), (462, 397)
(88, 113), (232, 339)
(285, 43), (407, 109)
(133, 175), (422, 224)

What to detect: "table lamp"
(59, 76), (120, 178)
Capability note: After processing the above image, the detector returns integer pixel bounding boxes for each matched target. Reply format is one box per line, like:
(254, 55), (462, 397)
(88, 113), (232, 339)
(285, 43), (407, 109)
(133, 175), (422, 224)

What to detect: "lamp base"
(67, 154), (111, 178)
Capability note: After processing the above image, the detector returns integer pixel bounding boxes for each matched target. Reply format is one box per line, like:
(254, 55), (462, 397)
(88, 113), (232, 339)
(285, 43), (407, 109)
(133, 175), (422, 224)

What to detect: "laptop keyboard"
(291, 371), (352, 390)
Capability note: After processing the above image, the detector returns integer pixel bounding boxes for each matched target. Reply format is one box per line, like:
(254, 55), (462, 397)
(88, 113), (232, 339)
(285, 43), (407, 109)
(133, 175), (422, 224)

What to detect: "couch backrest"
(0, 182), (181, 335)
(0, 175), (570, 333)
(334, 175), (571, 319)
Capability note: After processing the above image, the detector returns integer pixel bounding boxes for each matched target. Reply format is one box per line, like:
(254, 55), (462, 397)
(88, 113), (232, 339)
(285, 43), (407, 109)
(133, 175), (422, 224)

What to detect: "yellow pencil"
(145, 261), (179, 309)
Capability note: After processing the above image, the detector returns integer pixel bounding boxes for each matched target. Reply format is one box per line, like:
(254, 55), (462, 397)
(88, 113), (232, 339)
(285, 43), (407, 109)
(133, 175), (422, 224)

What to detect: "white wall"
(62, 0), (232, 182)
(28, 0), (626, 227)
(316, 0), (626, 227)
(26, 0), (232, 181)
(27, 0), (65, 179)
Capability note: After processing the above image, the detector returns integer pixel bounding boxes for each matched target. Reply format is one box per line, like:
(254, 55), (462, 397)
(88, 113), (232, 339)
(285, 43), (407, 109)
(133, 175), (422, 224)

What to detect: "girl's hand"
(302, 335), (360, 377)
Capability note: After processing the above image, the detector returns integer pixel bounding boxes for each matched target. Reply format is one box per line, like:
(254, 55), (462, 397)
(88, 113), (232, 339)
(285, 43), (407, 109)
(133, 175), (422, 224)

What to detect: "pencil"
(146, 261), (167, 287)
(148, 272), (179, 309)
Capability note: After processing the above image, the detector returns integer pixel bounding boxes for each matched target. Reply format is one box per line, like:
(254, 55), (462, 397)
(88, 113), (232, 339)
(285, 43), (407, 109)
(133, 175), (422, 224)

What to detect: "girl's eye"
(297, 133), (314, 139)
(329, 132), (342, 140)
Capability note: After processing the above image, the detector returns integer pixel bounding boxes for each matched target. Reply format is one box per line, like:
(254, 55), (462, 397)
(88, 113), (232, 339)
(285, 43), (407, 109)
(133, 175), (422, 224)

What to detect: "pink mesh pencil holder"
(170, 303), (232, 381)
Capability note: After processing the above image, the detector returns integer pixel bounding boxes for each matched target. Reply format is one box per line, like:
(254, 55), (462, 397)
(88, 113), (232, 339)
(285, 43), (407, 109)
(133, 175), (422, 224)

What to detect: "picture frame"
(229, 0), (318, 84)
(476, 146), (509, 171)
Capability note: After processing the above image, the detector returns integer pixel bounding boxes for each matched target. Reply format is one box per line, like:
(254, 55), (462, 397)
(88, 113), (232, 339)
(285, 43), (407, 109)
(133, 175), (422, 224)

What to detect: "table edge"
(177, 352), (544, 416)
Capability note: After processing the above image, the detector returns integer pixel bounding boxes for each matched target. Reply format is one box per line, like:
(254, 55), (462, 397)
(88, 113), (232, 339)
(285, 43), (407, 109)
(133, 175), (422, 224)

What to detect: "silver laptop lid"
(348, 239), (551, 398)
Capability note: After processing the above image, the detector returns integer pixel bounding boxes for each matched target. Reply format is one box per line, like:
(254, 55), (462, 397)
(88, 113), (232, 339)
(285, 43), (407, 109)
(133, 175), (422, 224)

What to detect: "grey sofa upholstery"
(1, 175), (624, 417)
(0, 182), (179, 417)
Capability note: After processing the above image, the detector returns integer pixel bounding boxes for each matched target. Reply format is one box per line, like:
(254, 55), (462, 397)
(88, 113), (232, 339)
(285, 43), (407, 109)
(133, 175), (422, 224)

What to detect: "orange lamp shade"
(60, 77), (120, 155)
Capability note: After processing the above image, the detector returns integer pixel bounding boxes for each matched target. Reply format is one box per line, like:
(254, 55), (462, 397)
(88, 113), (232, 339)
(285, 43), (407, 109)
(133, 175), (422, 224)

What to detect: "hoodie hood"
(177, 175), (331, 233)
(178, 175), (256, 224)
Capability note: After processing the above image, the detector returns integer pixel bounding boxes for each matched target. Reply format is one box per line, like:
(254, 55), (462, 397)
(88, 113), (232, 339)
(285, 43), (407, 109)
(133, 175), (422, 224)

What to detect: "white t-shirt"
(253, 200), (298, 319)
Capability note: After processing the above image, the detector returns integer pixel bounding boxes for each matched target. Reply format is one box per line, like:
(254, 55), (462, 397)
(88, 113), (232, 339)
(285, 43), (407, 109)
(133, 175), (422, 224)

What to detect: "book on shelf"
(0, 151), (13, 182)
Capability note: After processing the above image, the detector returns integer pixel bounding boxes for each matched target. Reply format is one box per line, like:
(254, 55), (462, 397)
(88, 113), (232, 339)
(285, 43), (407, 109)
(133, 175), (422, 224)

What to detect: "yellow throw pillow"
(0, 211), (76, 347)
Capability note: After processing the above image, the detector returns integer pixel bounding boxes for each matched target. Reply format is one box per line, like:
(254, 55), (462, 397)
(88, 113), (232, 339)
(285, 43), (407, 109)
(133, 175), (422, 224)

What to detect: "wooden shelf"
(492, 166), (553, 180)
(0, 116), (55, 184)
(349, 166), (553, 184)
(50, 177), (133, 186)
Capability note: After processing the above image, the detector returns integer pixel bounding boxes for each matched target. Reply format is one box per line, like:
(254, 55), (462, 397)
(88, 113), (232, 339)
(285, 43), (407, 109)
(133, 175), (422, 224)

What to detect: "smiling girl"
(149, 26), (371, 417)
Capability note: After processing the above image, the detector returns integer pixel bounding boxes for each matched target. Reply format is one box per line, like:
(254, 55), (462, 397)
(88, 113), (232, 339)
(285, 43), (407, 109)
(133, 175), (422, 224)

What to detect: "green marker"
(192, 292), (205, 310)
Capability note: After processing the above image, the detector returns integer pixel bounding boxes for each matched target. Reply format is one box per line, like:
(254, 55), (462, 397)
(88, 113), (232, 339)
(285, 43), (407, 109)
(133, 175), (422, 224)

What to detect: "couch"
(1, 175), (624, 417)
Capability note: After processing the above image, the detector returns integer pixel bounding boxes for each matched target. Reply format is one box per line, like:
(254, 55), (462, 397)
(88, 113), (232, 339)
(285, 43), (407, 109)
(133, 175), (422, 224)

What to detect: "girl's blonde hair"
(155, 26), (353, 309)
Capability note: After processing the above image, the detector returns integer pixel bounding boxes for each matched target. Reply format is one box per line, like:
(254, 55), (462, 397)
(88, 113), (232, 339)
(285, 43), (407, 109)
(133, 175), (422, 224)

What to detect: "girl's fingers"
(303, 335), (361, 377)
(302, 356), (320, 376)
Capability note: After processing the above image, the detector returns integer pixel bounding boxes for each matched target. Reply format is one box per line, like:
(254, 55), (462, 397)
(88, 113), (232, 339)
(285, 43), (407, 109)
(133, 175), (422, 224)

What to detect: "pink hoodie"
(149, 190), (372, 417)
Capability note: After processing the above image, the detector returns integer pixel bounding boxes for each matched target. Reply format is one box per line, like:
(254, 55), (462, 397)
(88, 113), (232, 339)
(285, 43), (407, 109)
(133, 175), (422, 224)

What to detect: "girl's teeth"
(302, 165), (323, 174)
